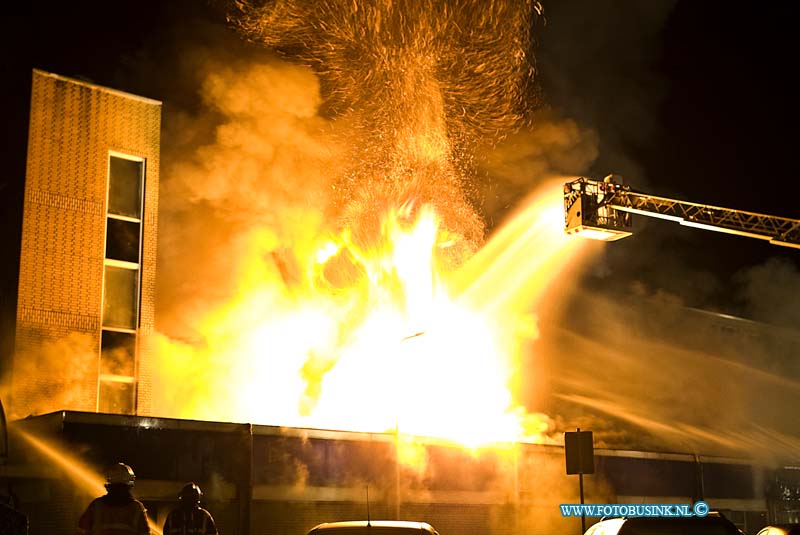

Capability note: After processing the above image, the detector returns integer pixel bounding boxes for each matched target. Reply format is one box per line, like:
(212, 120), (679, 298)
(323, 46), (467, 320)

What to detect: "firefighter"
(78, 462), (151, 535)
(163, 482), (218, 535)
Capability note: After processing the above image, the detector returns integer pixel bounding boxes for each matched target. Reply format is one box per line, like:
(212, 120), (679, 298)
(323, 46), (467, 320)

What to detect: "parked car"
(756, 525), (800, 535)
(307, 520), (439, 535)
(584, 512), (743, 535)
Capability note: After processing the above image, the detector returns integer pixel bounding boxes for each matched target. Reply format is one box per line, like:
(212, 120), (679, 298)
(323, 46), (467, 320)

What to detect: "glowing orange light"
(153, 181), (590, 462)
(16, 427), (163, 535)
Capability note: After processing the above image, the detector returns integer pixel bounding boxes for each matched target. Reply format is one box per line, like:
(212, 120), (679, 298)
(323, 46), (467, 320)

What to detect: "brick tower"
(8, 70), (160, 418)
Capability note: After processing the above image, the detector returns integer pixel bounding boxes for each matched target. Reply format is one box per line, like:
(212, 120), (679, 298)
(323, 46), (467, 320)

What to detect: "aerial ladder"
(563, 176), (800, 249)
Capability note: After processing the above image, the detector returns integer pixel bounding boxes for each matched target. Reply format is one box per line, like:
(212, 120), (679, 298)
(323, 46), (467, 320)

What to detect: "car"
(307, 520), (439, 535)
(584, 512), (743, 535)
(756, 525), (800, 535)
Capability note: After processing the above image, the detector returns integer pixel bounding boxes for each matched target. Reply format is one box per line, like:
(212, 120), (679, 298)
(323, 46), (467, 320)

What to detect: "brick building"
(8, 411), (796, 535)
(2, 69), (160, 419)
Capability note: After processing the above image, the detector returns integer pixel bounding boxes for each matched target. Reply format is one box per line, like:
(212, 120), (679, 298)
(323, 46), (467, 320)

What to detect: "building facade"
(8, 70), (160, 418)
(8, 411), (798, 535)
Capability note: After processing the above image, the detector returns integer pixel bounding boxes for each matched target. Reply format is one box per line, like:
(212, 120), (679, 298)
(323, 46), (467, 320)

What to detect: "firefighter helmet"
(105, 462), (136, 486)
(179, 482), (202, 505)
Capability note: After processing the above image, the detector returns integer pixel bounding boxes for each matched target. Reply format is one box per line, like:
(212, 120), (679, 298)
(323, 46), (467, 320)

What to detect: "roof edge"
(32, 69), (162, 106)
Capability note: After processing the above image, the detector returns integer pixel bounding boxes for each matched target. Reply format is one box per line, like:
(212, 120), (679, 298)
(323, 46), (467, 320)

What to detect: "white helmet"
(106, 463), (136, 486)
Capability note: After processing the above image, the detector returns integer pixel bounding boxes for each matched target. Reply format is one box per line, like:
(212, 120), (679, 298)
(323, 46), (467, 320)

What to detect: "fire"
(150, 1), (583, 461)
(309, 211), (523, 445)
(154, 181), (588, 457)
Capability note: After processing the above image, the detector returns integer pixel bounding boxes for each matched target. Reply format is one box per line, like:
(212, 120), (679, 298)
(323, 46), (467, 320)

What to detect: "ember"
(151, 0), (593, 460)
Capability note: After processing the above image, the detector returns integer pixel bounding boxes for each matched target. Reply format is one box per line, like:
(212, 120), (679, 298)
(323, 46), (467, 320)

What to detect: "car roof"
(307, 520), (438, 535)
(761, 525), (800, 535)
(586, 514), (740, 535)
(586, 518), (626, 535)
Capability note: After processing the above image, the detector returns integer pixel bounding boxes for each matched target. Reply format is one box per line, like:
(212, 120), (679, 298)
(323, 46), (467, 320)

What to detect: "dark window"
(100, 331), (136, 376)
(109, 157), (143, 218)
(106, 218), (140, 263)
(703, 463), (755, 499)
(103, 266), (138, 329)
(98, 381), (134, 414)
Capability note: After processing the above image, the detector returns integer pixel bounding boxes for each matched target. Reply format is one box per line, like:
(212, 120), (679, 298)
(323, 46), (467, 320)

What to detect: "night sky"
(533, 1), (799, 318)
(1, 0), (798, 326)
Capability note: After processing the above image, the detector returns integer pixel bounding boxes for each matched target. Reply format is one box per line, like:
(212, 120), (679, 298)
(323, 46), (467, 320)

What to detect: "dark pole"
(394, 425), (401, 519)
(577, 427), (585, 534)
(694, 454), (705, 503)
(579, 472), (586, 534)
(239, 423), (253, 535)
(0, 398), (8, 463)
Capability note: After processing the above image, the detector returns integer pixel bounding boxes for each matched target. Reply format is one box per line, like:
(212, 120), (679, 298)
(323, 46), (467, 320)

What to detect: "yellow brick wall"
(11, 70), (160, 418)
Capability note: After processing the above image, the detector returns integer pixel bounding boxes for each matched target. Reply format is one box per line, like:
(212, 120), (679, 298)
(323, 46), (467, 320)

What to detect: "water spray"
(12, 425), (163, 535)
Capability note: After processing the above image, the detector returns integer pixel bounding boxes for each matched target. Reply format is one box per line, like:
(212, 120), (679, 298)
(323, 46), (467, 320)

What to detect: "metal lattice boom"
(610, 191), (800, 249)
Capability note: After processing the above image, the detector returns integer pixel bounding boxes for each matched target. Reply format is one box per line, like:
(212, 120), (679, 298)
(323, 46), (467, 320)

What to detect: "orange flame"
(153, 181), (590, 460)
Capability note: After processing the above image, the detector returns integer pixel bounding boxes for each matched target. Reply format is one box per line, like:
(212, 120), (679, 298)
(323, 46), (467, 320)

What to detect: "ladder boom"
(564, 177), (800, 249)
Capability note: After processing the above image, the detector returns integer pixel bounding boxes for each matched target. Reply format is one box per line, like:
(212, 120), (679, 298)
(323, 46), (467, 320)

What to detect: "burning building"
(8, 406), (798, 535)
(1, 1), (799, 533)
(0, 68), (796, 535)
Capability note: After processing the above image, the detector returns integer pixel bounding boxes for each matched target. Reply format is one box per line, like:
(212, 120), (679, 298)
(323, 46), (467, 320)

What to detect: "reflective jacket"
(78, 495), (150, 535)
(163, 506), (218, 535)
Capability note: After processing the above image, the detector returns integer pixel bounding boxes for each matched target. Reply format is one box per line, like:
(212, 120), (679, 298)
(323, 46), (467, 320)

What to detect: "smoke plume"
(148, 0), (551, 430)
(735, 257), (800, 330)
(535, 291), (800, 461)
(5, 332), (96, 419)
(156, 56), (342, 335)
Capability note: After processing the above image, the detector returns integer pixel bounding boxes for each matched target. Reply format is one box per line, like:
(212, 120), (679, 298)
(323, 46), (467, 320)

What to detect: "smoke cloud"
(5, 332), (96, 419)
(455, 0), (800, 464)
(735, 257), (800, 330)
(534, 290), (800, 461)
(147, 0), (550, 428)
(475, 113), (599, 229)
(139, 0), (799, 467)
(535, 0), (677, 181)
(156, 56), (342, 335)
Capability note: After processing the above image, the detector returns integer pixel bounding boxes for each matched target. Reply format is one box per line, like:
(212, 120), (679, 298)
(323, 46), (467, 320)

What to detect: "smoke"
(735, 257), (800, 330)
(531, 0), (800, 317)
(513, 449), (613, 535)
(143, 0), (798, 467)
(472, 0), (800, 463)
(154, 0), (546, 333)
(5, 332), (96, 419)
(148, 0), (548, 427)
(156, 56), (342, 335)
(534, 291), (800, 461)
(475, 114), (599, 229)
(227, 0), (548, 258)
(535, 0), (677, 181)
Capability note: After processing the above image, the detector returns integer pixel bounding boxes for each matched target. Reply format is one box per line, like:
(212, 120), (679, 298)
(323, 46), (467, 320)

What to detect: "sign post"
(565, 428), (594, 534)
